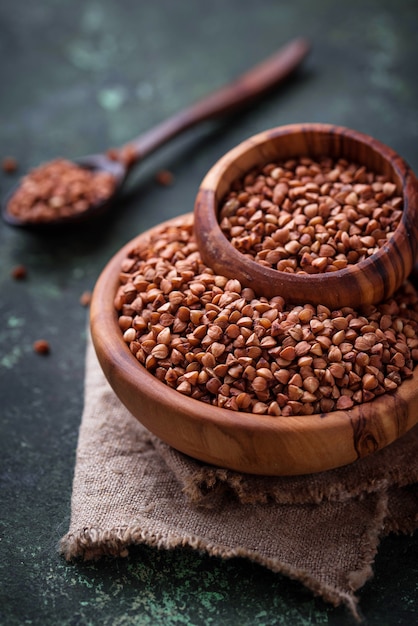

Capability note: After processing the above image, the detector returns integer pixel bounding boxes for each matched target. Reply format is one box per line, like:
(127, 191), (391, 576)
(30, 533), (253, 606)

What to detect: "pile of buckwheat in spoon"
(6, 159), (116, 223)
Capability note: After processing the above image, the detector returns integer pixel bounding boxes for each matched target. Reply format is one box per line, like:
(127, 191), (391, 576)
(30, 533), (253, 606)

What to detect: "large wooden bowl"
(90, 213), (418, 476)
(194, 123), (418, 309)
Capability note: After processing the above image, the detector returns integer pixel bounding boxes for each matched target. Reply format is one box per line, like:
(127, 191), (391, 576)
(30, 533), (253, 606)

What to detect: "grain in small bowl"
(194, 123), (418, 309)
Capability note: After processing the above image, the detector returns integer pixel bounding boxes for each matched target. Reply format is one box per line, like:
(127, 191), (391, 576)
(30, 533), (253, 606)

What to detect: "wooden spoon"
(2, 38), (310, 229)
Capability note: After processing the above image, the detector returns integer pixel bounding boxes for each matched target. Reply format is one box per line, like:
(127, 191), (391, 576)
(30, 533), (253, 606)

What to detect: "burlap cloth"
(61, 333), (418, 621)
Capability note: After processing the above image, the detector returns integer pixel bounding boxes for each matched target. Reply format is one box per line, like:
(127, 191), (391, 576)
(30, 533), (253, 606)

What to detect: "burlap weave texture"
(61, 334), (418, 620)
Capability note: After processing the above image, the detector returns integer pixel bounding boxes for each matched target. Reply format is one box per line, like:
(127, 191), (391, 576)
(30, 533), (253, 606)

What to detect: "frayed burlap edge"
(61, 493), (388, 624)
(151, 427), (418, 507)
(60, 503), (385, 621)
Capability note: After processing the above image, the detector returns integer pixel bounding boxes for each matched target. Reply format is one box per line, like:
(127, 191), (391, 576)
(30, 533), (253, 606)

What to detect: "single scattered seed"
(2, 156), (18, 173)
(155, 169), (174, 186)
(6, 159), (116, 223)
(79, 290), (92, 307)
(33, 339), (50, 355)
(11, 264), (27, 280)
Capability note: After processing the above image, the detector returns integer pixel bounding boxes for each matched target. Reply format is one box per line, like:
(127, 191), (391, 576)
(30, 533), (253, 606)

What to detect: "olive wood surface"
(90, 214), (418, 476)
(194, 123), (418, 310)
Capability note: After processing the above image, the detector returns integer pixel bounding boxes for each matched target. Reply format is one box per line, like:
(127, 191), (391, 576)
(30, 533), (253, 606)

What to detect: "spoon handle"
(123, 37), (310, 163)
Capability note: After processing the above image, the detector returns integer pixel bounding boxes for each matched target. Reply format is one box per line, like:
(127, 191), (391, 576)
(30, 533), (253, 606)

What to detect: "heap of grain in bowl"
(219, 157), (402, 274)
(114, 219), (418, 417)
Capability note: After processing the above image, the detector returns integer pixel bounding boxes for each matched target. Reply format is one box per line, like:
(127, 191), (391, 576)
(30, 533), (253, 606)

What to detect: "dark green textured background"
(0, 1), (417, 624)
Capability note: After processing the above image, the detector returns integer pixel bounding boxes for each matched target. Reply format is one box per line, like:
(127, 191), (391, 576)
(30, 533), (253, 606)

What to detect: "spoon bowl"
(1, 154), (127, 229)
(2, 39), (310, 229)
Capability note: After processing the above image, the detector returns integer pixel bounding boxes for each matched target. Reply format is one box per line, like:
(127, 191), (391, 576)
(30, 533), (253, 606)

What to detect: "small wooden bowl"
(194, 123), (418, 309)
(90, 214), (418, 476)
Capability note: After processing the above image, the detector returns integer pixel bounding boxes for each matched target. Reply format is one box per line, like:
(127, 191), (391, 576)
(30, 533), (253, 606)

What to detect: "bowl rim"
(194, 122), (418, 309)
(90, 212), (418, 475)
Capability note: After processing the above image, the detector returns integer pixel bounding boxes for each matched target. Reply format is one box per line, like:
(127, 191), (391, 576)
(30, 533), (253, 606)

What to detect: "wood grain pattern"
(90, 214), (418, 476)
(194, 124), (418, 310)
